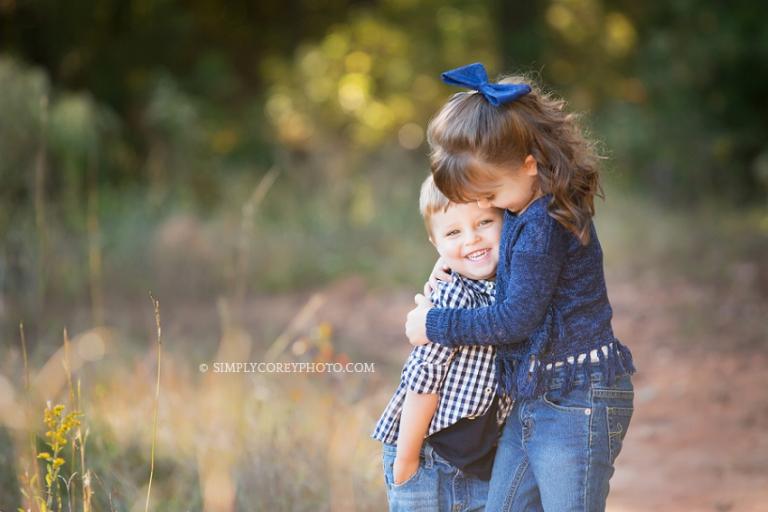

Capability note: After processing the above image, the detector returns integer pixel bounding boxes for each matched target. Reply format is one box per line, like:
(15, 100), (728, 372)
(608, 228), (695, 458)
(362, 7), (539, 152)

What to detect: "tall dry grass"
(2, 172), (389, 512)
(3, 299), (386, 511)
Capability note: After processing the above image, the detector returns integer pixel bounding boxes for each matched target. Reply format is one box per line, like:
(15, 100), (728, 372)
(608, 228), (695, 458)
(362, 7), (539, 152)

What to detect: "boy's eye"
(479, 219), (495, 226)
(445, 230), (459, 237)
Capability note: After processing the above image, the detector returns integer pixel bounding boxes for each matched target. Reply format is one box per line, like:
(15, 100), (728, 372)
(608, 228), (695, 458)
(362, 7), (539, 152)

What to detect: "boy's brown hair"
(418, 174), (451, 238)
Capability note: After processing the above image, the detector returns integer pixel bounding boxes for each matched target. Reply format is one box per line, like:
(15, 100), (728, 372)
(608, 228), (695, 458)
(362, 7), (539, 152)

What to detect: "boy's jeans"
(486, 369), (634, 512)
(382, 442), (489, 512)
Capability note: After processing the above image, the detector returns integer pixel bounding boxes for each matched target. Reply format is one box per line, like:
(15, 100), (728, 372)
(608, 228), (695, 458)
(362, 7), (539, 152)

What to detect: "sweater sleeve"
(425, 215), (568, 347)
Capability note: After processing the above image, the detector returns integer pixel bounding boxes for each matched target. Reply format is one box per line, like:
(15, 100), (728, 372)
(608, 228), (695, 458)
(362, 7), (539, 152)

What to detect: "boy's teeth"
(467, 249), (489, 261)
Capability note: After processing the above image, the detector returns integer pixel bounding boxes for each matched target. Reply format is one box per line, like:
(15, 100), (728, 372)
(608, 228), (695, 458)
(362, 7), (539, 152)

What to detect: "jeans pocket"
(541, 387), (592, 414)
(392, 465), (422, 489)
(383, 451), (423, 489)
(606, 406), (633, 464)
(385, 459), (440, 512)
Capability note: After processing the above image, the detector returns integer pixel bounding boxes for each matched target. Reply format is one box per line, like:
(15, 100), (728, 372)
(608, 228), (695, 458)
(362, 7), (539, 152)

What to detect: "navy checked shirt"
(371, 274), (514, 445)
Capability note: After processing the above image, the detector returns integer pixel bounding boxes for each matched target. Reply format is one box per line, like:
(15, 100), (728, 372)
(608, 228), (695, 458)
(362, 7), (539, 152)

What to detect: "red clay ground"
(310, 273), (768, 512)
(112, 269), (766, 510)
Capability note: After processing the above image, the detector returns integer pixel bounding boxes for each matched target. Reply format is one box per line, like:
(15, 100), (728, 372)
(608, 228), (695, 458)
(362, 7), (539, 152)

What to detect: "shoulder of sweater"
(513, 195), (571, 254)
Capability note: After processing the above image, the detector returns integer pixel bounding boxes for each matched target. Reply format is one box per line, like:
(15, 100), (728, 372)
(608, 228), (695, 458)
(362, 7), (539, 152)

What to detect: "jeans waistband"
(545, 369), (606, 390)
(544, 366), (632, 392)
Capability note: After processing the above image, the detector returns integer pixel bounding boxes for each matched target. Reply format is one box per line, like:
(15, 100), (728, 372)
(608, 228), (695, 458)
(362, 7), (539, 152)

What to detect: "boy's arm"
(393, 282), (462, 483)
(393, 390), (438, 484)
(403, 281), (463, 389)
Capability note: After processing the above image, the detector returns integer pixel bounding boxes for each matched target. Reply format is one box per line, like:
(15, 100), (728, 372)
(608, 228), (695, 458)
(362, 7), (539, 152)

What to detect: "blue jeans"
(486, 369), (634, 512)
(382, 442), (490, 512)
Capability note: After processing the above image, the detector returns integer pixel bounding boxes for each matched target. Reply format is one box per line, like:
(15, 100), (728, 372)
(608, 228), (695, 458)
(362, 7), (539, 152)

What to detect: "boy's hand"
(393, 454), (420, 485)
(406, 294), (432, 346)
(423, 257), (453, 296)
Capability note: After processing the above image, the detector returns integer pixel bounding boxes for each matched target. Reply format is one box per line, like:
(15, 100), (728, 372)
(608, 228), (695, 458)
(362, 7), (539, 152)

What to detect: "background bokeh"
(1, 1), (766, 510)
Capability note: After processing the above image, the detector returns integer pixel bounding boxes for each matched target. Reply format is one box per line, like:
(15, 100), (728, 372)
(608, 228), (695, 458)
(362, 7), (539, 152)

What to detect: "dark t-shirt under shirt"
(427, 395), (501, 481)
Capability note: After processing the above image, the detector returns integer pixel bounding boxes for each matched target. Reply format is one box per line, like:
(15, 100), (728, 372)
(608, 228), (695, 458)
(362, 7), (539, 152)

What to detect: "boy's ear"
(523, 154), (538, 176)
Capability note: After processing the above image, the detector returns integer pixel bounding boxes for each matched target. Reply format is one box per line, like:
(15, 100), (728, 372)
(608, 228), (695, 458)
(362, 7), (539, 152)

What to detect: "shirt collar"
(453, 273), (496, 296)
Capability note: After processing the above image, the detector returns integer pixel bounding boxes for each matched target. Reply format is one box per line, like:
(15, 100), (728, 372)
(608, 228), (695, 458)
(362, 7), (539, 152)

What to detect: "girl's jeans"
(486, 369), (634, 512)
(382, 442), (489, 512)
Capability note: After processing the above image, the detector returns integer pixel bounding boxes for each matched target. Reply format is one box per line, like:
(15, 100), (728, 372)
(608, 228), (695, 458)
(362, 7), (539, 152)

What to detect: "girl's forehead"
(461, 174), (505, 198)
(433, 152), (514, 201)
(467, 158), (512, 182)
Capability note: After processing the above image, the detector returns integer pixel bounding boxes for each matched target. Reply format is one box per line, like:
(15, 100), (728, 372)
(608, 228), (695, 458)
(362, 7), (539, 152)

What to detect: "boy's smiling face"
(429, 202), (503, 280)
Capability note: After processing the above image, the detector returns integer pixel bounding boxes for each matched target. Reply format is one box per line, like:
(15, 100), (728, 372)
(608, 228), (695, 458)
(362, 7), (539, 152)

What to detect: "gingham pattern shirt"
(372, 274), (514, 445)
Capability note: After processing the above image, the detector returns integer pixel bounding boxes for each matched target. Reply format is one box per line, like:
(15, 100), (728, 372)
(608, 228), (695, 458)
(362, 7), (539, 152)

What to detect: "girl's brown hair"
(426, 73), (603, 245)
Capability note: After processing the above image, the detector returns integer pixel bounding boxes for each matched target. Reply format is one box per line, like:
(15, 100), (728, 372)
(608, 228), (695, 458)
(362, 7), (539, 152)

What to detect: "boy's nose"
(465, 231), (481, 244)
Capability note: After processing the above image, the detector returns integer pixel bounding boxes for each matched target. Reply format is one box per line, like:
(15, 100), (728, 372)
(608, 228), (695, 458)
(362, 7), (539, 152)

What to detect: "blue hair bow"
(441, 62), (531, 106)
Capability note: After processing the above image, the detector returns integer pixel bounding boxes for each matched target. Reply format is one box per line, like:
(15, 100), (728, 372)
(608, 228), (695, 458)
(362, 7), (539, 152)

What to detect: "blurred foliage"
(542, 0), (768, 203)
(0, 0), (767, 334)
(0, 57), (48, 235)
(0, 3), (766, 506)
(1, 0), (765, 207)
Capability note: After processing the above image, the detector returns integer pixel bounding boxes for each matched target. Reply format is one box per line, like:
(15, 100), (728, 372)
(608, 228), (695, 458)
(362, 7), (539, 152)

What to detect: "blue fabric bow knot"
(441, 62), (531, 106)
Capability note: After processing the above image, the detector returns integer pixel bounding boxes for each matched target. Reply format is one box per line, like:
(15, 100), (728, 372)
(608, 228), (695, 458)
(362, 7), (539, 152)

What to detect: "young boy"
(371, 175), (513, 511)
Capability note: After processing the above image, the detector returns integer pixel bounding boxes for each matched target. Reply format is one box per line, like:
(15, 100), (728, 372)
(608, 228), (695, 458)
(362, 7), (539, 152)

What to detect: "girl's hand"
(405, 294), (433, 346)
(393, 454), (420, 485)
(423, 257), (452, 296)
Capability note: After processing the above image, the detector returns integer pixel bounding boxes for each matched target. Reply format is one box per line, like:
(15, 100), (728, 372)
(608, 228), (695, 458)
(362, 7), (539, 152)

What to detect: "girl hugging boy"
(377, 62), (636, 512)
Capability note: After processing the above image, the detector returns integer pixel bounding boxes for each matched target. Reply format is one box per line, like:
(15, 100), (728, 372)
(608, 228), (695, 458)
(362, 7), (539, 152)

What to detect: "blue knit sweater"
(425, 193), (635, 398)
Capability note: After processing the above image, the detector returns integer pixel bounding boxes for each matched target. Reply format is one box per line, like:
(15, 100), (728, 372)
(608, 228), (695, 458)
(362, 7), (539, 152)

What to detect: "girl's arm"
(407, 216), (570, 347)
(426, 251), (562, 346)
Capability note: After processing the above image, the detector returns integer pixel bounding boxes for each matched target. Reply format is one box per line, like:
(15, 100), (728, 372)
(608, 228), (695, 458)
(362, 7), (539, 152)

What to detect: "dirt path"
(311, 274), (768, 512)
(605, 277), (768, 512)
(114, 272), (766, 510)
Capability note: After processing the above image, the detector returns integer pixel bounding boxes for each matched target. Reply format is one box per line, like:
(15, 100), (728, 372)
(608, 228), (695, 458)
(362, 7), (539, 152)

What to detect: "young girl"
(405, 62), (636, 512)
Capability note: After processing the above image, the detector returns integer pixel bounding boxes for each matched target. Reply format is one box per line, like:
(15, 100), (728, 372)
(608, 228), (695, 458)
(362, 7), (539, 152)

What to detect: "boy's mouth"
(465, 248), (491, 261)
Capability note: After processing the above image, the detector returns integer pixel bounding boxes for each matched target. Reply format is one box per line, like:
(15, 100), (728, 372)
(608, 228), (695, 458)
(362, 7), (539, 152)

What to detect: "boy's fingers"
(414, 294), (432, 307)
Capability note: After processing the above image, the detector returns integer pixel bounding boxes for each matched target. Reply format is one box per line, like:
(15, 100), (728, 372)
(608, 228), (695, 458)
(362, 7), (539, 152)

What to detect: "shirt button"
(485, 387), (493, 395)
